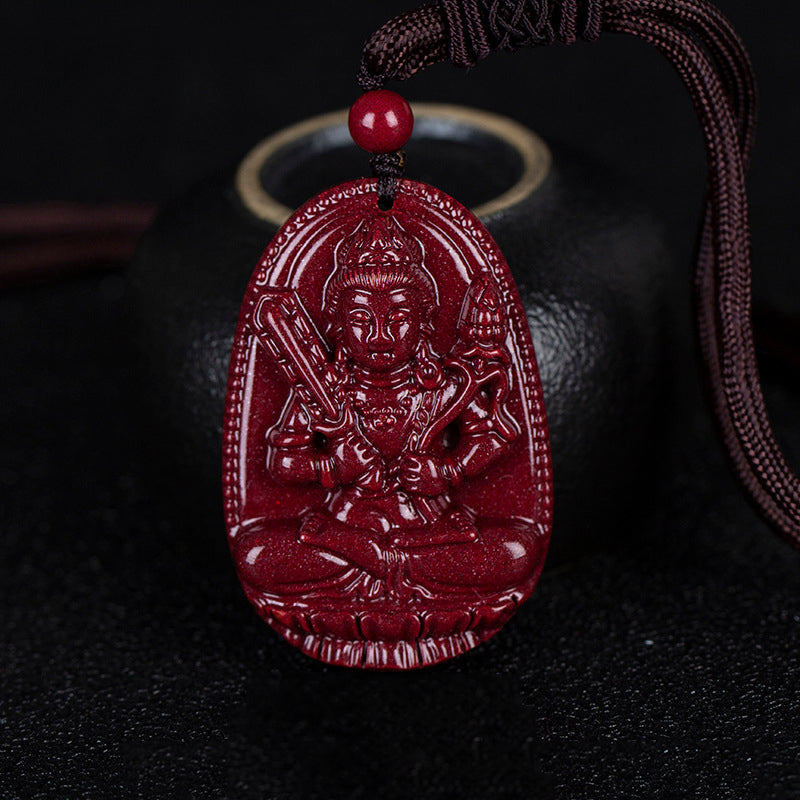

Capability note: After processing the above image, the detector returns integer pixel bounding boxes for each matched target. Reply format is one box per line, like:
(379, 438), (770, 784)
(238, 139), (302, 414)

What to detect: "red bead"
(348, 90), (414, 154)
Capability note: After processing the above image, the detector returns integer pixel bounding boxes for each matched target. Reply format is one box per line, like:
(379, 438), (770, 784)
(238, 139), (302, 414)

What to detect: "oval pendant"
(223, 178), (552, 669)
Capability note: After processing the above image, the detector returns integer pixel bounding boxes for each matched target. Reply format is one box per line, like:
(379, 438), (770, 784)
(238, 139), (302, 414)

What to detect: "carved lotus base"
(246, 592), (521, 669)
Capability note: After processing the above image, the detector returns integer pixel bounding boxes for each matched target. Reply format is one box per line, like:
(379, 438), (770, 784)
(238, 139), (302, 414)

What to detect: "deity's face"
(340, 286), (421, 372)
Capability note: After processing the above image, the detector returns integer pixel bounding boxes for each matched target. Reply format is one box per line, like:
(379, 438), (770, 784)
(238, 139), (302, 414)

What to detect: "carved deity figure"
(235, 215), (539, 608)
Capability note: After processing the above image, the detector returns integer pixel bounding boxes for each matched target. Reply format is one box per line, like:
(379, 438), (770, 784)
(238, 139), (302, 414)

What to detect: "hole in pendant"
(442, 421), (460, 450)
(377, 195), (394, 211)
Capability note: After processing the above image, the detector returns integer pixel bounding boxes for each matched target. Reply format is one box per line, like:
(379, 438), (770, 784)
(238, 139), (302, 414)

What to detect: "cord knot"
(370, 151), (406, 209)
(439, 0), (603, 67)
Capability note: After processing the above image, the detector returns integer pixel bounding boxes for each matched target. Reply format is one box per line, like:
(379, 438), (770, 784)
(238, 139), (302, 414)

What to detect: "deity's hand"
(399, 454), (451, 496)
(330, 429), (384, 488)
(266, 445), (322, 485)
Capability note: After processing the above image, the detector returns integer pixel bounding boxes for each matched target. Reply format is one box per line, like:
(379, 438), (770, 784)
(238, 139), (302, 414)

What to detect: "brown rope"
(359, 0), (800, 548)
(0, 203), (155, 287)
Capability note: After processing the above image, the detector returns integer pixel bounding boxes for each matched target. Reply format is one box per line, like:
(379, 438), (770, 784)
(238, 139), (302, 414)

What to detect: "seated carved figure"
(233, 215), (542, 665)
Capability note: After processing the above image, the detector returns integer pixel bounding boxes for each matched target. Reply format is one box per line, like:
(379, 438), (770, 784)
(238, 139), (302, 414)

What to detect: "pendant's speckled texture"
(223, 178), (552, 669)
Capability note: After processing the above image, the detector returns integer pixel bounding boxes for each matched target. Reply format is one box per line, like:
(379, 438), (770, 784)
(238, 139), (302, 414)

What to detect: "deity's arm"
(398, 379), (519, 496)
(445, 386), (519, 485)
(266, 391), (336, 488)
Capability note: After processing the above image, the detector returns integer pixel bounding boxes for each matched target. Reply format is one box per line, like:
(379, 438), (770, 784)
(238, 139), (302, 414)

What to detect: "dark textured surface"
(3, 0), (800, 797)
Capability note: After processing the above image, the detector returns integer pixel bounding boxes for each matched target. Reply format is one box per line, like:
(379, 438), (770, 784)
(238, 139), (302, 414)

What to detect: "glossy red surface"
(223, 179), (552, 669)
(348, 90), (414, 154)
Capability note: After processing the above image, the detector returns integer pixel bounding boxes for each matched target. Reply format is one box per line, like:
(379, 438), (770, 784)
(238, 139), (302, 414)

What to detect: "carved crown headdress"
(323, 215), (439, 325)
(335, 214), (424, 269)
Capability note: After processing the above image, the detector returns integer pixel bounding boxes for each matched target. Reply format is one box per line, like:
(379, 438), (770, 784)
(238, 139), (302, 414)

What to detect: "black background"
(3, 1), (800, 797)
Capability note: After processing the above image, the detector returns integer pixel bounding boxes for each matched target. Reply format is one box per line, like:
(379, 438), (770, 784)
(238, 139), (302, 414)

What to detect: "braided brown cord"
(359, 5), (449, 90)
(359, 0), (800, 547)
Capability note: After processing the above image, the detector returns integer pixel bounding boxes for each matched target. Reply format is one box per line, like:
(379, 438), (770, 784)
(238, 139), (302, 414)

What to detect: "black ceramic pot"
(129, 104), (678, 562)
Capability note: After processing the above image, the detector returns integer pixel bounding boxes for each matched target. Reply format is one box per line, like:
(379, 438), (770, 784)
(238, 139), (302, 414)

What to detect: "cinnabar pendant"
(223, 178), (553, 668)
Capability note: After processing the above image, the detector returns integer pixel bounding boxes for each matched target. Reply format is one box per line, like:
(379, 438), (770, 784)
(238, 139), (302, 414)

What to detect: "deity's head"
(324, 215), (441, 384)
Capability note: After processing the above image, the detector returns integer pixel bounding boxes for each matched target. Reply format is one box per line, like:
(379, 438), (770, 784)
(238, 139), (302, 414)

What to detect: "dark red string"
(359, 0), (800, 548)
(0, 203), (155, 287)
